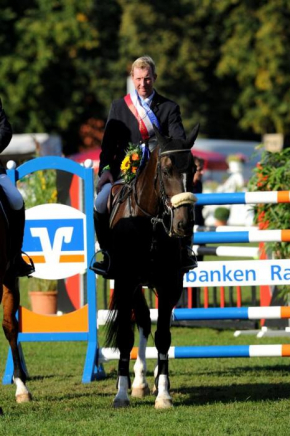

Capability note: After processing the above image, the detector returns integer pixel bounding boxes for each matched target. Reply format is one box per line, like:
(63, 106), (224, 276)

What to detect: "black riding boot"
(91, 210), (112, 277)
(180, 236), (197, 273)
(10, 205), (35, 277)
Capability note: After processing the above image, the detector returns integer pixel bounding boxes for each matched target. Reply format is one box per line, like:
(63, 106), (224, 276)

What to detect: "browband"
(159, 148), (192, 156)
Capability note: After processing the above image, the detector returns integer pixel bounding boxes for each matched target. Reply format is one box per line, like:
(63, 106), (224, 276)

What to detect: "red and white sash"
(124, 91), (159, 141)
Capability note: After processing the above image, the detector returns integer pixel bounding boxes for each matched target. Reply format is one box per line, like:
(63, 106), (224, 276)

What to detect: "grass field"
(2, 324), (290, 435)
(1, 246), (290, 435)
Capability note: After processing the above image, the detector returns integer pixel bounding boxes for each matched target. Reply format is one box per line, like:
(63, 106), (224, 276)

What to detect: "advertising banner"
(23, 203), (87, 280)
(184, 259), (290, 287)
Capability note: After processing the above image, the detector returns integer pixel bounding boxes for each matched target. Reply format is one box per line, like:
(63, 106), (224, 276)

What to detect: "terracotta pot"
(215, 219), (228, 227)
(29, 291), (58, 315)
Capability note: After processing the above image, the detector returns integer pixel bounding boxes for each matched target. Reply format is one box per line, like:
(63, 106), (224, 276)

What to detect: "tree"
(217, 0), (290, 136)
(0, 0), (121, 154)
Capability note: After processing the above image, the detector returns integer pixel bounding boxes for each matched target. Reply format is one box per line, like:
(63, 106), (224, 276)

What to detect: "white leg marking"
(155, 374), (173, 409)
(132, 328), (150, 398)
(14, 377), (32, 403)
(113, 376), (130, 408)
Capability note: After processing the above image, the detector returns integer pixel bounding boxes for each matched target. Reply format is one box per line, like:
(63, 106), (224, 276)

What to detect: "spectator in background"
(193, 157), (204, 227)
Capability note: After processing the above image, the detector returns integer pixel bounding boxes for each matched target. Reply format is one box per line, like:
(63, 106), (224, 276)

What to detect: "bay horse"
(0, 188), (32, 412)
(105, 124), (199, 409)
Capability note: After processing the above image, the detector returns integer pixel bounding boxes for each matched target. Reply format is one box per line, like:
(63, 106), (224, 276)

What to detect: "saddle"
(108, 180), (132, 228)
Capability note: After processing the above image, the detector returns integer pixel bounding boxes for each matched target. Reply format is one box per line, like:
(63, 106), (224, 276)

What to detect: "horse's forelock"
(160, 139), (194, 174)
(170, 153), (194, 173)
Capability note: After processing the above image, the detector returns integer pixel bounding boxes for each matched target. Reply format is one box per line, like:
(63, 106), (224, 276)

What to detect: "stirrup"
(90, 249), (112, 278)
(16, 251), (35, 277)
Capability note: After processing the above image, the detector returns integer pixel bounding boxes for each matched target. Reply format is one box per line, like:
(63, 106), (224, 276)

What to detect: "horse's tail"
(105, 283), (151, 349)
(105, 280), (134, 349)
(105, 288), (129, 349)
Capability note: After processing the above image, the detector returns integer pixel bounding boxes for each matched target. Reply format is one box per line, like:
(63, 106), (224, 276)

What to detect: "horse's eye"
(162, 168), (171, 177)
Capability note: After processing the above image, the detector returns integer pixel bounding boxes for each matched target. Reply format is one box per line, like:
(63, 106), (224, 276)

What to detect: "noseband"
(151, 148), (196, 237)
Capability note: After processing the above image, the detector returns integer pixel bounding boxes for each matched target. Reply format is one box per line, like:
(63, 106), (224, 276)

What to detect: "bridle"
(133, 147), (196, 237)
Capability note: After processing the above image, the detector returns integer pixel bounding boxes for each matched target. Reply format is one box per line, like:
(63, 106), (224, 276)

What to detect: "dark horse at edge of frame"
(103, 124), (199, 409)
(0, 187), (32, 414)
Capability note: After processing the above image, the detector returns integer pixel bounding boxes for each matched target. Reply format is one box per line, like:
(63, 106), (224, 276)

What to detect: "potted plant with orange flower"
(21, 167), (58, 314)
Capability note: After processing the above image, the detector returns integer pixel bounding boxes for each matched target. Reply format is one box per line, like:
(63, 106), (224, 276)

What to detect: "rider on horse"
(93, 56), (196, 277)
(0, 99), (34, 277)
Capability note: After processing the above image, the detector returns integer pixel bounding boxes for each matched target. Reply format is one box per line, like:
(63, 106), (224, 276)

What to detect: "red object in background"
(69, 148), (101, 173)
(191, 148), (229, 170)
(71, 147), (228, 172)
(58, 148), (101, 312)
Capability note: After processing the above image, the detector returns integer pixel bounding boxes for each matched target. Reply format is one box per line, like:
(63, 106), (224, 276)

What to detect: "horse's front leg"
(2, 279), (32, 403)
(111, 281), (135, 408)
(132, 327), (150, 398)
(114, 351), (131, 408)
(154, 303), (173, 409)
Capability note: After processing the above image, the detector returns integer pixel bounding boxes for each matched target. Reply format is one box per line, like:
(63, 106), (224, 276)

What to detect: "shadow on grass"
(173, 381), (290, 406)
(182, 363), (290, 377)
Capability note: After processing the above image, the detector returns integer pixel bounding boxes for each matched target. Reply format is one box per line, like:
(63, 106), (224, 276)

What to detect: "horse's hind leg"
(131, 288), (151, 398)
(2, 279), (32, 403)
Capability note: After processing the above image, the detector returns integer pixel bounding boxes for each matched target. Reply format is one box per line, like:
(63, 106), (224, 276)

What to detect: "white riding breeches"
(94, 182), (112, 214)
(0, 174), (24, 210)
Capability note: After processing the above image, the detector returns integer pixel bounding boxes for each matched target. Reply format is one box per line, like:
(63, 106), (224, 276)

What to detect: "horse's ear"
(186, 123), (200, 148)
(153, 124), (167, 146)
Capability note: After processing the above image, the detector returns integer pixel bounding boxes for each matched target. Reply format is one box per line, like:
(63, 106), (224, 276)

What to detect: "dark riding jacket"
(99, 90), (186, 179)
(0, 99), (12, 173)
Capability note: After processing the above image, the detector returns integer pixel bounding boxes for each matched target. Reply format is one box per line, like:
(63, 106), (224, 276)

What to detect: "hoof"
(112, 399), (130, 408)
(0, 407), (3, 416)
(131, 385), (150, 398)
(155, 398), (173, 409)
(152, 384), (157, 396)
(16, 393), (32, 404)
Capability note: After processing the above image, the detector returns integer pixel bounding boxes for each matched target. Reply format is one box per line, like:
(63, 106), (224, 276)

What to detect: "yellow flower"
(121, 156), (131, 172)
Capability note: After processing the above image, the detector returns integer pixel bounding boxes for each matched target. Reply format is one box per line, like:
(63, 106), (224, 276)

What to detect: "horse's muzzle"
(170, 192), (196, 238)
(171, 206), (194, 238)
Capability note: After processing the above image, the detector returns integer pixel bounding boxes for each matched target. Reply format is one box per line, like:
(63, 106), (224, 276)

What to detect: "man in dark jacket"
(0, 99), (34, 276)
(93, 56), (195, 276)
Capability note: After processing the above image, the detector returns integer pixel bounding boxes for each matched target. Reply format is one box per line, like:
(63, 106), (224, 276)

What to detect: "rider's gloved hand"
(97, 169), (114, 194)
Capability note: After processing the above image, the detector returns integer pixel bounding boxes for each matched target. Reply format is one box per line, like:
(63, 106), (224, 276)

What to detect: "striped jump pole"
(195, 191), (290, 205)
(192, 245), (259, 258)
(98, 344), (290, 361)
(97, 306), (290, 325)
(194, 229), (290, 244)
(194, 225), (257, 232)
